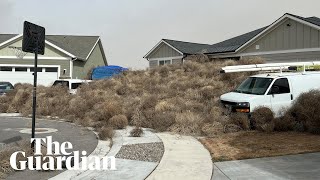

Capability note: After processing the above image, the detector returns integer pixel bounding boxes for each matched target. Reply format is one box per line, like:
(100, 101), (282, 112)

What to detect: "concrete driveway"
(212, 152), (320, 180)
(0, 116), (98, 180)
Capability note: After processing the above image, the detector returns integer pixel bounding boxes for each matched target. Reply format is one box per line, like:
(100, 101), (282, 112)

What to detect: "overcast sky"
(1, 0), (320, 69)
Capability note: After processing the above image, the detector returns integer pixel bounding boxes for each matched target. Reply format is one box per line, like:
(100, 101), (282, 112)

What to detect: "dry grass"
(109, 115), (128, 129)
(130, 126), (144, 137)
(286, 90), (320, 134)
(0, 140), (33, 178)
(98, 126), (114, 140)
(251, 107), (275, 133)
(0, 56), (269, 138)
(200, 131), (320, 162)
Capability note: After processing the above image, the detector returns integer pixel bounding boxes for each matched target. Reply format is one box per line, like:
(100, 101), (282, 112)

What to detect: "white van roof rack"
(220, 61), (320, 74)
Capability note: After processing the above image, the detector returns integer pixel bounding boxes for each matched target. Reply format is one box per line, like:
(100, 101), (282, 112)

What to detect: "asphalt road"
(0, 116), (98, 180)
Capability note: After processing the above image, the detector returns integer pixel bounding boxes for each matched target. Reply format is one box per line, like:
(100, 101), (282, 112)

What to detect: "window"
(159, 60), (171, 66)
(0, 67), (12, 71)
(235, 77), (273, 95)
(0, 82), (14, 90)
(71, 83), (83, 89)
(45, 67), (58, 72)
(268, 78), (290, 94)
(30, 67), (43, 72)
(15, 67), (28, 72)
(53, 81), (69, 88)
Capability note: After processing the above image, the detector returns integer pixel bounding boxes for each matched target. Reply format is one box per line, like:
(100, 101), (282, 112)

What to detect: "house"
(0, 34), (108, 85)
(144, 13), (320, 68)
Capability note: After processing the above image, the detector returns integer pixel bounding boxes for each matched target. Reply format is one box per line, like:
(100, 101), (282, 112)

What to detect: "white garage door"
(0, 65), (59, 86)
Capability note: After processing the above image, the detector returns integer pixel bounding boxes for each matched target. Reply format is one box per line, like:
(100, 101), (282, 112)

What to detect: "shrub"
(224, 124), (242, 133)
(109, 115), (128, 129)
(152, 112), (175, 132)
(274, 115), (295, 132)
(99, 126), (114, 140)
(251, 107), (275, 133)
(0, 96), (10, 113)
(201, 122), (224, 136)
(170, 112), (204, 135)
(2, 58), (268, 136)
(289, 90), (320, 134)
(130, 126), (144, 137)
(230, 113), (250, 130)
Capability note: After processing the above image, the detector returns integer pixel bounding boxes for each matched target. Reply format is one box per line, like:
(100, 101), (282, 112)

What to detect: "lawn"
(200, 131), (320, 162)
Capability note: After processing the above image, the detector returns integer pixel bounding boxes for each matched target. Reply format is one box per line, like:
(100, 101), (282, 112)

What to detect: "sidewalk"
(212, 152), (320, 180)
(147, 133), (213, 180)
(51, 127), (162, 180)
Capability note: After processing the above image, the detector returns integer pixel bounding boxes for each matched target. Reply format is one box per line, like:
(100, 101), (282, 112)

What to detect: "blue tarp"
(91, 65), (128, 80)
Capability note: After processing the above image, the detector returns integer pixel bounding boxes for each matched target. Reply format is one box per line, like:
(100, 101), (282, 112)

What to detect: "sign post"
(22, 21), (45, 148)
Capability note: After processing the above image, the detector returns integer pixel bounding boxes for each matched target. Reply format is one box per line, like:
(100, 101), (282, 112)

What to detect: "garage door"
(0, 66), (59, 86)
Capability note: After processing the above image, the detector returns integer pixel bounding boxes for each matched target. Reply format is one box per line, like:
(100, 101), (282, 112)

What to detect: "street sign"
(22, 21), (45, 55)
(22, 21), (46, 149)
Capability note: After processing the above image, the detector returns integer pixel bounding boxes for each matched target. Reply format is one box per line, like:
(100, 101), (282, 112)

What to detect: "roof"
(205, 13), (320, 54)
(147, 13), (320, 57)
(0, 34), (100, 60)
(287, 13), (320, 26)
(204, 26), (268, 54)
(46, 35), (99, 60)
(252, 72), (320, 78)
(162, 39), (211, 54)
(0, 34), (17, 44)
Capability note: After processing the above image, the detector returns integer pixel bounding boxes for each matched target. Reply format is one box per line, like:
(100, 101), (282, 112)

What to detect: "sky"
(1, 0), (320, 69)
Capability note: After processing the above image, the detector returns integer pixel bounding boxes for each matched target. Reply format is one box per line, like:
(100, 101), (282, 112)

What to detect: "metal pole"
(31, 38), (38, 149)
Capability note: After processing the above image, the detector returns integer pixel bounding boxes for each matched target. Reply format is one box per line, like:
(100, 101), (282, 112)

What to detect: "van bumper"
(220, 100), (250, 114)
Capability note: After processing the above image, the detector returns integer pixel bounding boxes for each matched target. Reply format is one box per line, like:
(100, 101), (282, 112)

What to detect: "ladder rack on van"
(220, 61), (320, 74)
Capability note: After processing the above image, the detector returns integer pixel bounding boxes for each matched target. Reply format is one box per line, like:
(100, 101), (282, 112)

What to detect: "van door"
(268, 78), (292, 116)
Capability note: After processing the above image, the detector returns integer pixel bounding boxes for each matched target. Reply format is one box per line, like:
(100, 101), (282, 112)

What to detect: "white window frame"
(0, 64), (61, 77)
(158, 59), (172, 66)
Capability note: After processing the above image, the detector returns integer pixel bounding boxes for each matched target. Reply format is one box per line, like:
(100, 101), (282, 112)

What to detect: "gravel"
(115, 142), (164, 162)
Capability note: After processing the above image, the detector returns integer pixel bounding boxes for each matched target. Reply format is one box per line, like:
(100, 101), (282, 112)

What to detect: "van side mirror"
(271, 86), (280, 94)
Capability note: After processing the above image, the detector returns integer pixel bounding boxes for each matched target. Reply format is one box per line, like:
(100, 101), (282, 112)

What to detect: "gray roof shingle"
(0, 34), (18, 44)
(204, 26), (268, 54)
(162, 39), (211, 54)
(0, 34), (99, 60)
(46, 35), (99, 60)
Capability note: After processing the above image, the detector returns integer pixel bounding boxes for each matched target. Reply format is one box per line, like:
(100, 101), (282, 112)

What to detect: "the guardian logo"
(10, 136), (116, 171)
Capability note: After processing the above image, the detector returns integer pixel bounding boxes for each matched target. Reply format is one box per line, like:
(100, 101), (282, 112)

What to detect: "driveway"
(212, 152), (320, 180)
(0, 116), (98, 180)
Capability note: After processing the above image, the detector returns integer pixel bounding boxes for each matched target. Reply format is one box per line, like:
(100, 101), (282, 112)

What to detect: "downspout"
(182, 54), (187, 64)
(71, 57), (78, 79)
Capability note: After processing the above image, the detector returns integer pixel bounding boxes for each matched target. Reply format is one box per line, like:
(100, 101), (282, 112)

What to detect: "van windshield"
(234, 77), (273, 95)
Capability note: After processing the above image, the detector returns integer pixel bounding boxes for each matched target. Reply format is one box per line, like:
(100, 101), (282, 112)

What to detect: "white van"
(52, 79), (91, 94)
(220, 67), (320, 116)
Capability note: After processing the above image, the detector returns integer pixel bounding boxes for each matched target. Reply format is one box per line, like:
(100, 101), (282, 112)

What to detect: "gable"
(0, 38), (69, 58)
(148, 42), (182, 59)
(240, 17), (320, 54)
(87, 42), (107, 65)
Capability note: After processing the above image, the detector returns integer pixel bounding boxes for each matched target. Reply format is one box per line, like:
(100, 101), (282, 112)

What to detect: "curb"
(0, 113), (22, 117)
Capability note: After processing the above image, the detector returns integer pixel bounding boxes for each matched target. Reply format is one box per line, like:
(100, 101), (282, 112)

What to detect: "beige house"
(144, 13), (320, 68)
(0, 34), (107, 85)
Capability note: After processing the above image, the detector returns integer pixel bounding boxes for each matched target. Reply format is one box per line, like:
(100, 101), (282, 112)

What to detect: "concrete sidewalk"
(56, 127), (162, 180)
(212, 152), (320, 180)
(147, 133), (213, 180)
